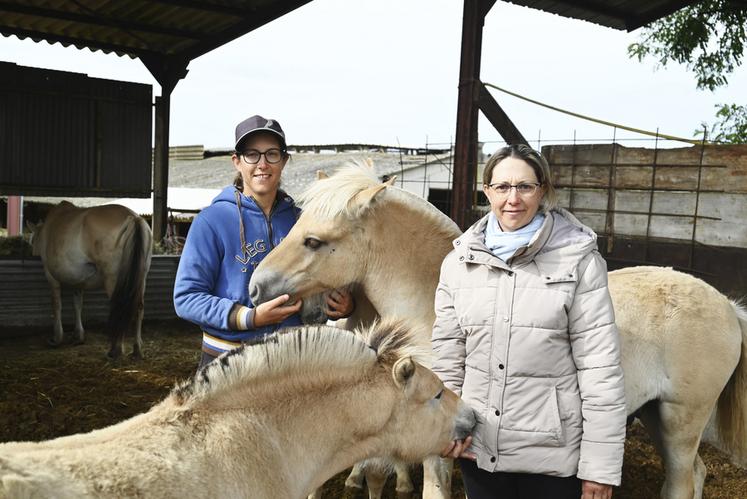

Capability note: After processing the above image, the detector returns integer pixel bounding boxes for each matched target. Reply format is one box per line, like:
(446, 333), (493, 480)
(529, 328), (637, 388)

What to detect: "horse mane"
(171, 321), (427, 407)
(297, 160), (461, 238)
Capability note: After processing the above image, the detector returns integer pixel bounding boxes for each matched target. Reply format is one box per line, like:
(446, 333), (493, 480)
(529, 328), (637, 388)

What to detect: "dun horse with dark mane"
(0, 322), (476, 499)
(31, 201), (152, 359)
(251, 163), (747, 499)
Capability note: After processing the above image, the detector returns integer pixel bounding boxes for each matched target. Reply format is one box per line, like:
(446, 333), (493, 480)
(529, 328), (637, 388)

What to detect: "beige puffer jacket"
(432, 208), (625, 485)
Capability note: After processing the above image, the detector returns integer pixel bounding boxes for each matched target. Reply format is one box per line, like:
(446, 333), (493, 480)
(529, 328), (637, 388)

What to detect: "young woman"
(434, 144), (625, 499)
(174, 115), (353, 367)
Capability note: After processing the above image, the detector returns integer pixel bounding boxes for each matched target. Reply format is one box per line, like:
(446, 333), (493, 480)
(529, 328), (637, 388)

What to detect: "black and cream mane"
(172, 321), (427, 406)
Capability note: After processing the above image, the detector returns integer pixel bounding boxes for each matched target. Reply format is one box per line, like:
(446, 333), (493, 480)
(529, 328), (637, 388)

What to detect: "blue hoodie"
(174, 185), (302, 350)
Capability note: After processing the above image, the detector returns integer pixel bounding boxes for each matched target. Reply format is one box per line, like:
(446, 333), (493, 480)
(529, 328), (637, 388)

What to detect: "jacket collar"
(452, 208), (597, 280)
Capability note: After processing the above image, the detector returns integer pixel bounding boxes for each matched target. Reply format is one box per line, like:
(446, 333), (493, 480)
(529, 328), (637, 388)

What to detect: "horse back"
(38, 202), (147, 285)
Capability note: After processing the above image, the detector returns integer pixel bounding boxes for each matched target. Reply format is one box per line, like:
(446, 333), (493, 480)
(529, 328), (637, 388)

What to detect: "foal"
(0, 322), (475, 499)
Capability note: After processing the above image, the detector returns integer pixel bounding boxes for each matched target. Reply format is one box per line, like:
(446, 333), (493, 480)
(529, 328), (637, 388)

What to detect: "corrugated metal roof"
(0, 0), (698, 66)
(503, 0), (696, 31)
(0, 0), (313, 61)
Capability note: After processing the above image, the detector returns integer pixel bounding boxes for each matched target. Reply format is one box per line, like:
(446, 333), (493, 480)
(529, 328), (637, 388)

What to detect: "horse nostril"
(249, 283), (260, 304)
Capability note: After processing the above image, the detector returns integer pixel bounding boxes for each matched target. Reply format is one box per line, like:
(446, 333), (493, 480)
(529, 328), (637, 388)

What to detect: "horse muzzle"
(248, 268), (297, 306)
(453, 401), (477, 441)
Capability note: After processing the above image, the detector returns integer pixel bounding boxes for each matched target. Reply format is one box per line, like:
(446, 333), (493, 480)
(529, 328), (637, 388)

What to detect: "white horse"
(30, 201), (152, 359)
(250, 162), (747, 499)
(0, 322), (476, 499)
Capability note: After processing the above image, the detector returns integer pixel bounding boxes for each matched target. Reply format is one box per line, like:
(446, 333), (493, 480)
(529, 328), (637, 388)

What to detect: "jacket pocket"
(501, 384), (563, 446)
(548, 386), (563, 442)
(557, 387), (583, 429)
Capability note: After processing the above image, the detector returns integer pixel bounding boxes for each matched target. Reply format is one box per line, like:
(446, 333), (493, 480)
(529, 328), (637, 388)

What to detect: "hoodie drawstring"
(234, 189), (247, 259)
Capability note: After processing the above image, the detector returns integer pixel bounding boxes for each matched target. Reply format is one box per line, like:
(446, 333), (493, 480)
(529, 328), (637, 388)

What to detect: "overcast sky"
(2, 0), (745, 152)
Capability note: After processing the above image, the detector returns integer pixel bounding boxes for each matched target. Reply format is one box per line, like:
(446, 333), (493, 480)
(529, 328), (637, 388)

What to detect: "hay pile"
(1, 321), (745, 498)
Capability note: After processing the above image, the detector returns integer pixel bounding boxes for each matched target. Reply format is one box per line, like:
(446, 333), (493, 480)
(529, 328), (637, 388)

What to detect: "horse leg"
(72, 289), (85, 344)
(693, 454), (706, 499)
(102, 273), (124, 360)
(344, 462), (365, 489)
(422, 455), (452, 499)
(656, 401), (713, 499)
(130, 295), (145, 359)
(393, 461), (414, 497)
(47, 277), (64, 347)
(363, 467), (388, 499)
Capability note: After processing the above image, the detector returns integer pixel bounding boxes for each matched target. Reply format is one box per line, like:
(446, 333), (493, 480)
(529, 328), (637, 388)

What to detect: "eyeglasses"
(239, 148), (285, 165)
(487, 182), (542, 196)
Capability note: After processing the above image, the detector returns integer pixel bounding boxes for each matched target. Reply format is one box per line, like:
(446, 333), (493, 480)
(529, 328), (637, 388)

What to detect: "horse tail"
(715, 299), (747, 464)
(107, 216), (150, 356)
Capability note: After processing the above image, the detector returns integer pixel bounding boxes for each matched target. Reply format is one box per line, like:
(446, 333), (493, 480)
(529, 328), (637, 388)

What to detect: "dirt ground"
(1, 320), (745, 498)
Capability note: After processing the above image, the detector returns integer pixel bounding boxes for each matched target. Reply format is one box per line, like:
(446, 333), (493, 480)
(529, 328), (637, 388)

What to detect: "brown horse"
(0, 322), (476, 499)
(31, 201), (152, 359)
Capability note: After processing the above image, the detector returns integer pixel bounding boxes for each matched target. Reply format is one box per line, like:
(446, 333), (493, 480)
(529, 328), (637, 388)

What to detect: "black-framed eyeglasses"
(488, 182), (542, 196)
(239, 148), (286, 165)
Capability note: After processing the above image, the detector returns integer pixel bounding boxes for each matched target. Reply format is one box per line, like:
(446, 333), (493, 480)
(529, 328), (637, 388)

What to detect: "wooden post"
(153, 93), (170, 244)
(141, 56), (188, 244)
(452, 0), (495, 230)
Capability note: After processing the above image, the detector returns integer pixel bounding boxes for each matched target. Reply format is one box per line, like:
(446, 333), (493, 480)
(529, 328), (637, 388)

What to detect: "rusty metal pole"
(452, 0), (493, 230)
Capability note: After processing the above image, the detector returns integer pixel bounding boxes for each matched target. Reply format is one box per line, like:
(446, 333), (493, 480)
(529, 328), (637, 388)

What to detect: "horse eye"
(304, 237), (323, 250)
(434, 389), (443, 400)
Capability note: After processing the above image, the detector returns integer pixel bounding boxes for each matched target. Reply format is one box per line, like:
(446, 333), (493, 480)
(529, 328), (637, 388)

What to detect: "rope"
(482, 82), (708, 145)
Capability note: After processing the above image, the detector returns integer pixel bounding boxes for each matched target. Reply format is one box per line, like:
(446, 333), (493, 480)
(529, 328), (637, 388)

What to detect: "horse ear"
(348, 183), (388, 215)
(392, 357), (416, 389)
(384, 175), (397, 186)
(316, 170), (329, 180)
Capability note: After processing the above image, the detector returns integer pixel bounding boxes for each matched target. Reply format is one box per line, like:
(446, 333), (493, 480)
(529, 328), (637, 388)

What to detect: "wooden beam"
(452, 0), (488, 230)
(153, 94), (171, 244)
(142, 56), (188, 243)
(478, 83), (528, 146)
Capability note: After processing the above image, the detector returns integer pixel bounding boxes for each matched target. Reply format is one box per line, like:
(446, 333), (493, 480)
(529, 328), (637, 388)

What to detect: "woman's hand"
(253, 294), (303, 327)
(323, 288), (355, 319)
(582, 480), (613, 499)
(440, 435), (476, 460)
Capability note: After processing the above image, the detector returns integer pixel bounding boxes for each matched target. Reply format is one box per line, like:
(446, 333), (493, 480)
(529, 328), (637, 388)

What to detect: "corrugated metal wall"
(0, 61), (152, 198)
(0, 256), (179, 328)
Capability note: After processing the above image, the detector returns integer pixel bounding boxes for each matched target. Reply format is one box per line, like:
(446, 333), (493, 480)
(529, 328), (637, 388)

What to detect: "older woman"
(432, 144), (626, 499)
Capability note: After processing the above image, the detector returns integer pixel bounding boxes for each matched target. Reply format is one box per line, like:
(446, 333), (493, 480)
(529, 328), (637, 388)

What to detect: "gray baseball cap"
(234, 115), (286, 151)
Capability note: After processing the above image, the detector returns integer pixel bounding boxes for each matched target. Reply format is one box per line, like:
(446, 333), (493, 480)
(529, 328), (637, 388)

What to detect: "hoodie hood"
(211, 185), (297, 216)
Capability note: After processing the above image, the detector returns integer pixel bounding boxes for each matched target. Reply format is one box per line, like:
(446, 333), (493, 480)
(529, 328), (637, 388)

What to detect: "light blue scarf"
(484, 212), (545, 262)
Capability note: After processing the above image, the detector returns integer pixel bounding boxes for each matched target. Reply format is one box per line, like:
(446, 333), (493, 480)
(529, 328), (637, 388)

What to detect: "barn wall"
(0, 62), (152, 198)
(0, 256), (179, 329)
(543, 143), (747, 248)
(542, 143), (747, 297)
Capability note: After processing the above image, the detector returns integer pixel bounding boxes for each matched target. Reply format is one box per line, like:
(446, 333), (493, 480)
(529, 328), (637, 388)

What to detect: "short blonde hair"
(483, 144), (557, 212)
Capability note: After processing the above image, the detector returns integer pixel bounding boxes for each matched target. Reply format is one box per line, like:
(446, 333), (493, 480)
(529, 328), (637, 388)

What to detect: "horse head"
(249, 161), (395, 307)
